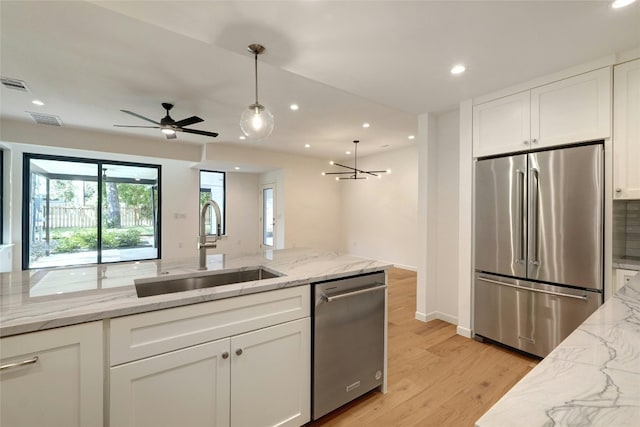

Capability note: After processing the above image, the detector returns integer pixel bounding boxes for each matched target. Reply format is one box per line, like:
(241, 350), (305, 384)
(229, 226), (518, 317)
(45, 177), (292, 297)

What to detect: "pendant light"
(240, 44), (274, 140)
(322, 140), (391, 180)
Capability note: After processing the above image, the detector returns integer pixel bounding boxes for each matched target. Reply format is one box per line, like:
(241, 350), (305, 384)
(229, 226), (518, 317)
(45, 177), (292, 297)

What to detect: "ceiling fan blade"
(120, 110), (161, 125)
(114, 125), (161, 129)
(179, 128), (219, 138)
(174, 116), (204, 128)
(165, 132), (177, 140)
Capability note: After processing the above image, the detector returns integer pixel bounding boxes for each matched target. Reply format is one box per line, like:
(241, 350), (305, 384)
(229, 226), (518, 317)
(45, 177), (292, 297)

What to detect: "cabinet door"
(0, 322), (103, 427)
(531, 67), (611, 149)
(230, 318), (310, 427)
(110, 338), (231, 427)
(613, 58), (640, 199)
(473, 91), (531, 157)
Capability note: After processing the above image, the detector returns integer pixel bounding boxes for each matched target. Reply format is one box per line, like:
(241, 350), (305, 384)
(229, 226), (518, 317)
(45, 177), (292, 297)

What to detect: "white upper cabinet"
(473, 67), (612, 158)
(613, 58), (640, 199)
(473, 91), (531, 157)
(531, 67), (611, 149)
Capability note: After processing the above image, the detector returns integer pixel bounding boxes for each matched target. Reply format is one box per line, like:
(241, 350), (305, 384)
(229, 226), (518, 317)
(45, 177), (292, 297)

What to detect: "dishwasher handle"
(322, 283), (387, 302)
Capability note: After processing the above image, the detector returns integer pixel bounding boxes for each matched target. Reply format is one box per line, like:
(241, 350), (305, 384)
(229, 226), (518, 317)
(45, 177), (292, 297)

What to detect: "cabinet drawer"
(110, 286), (309, 365)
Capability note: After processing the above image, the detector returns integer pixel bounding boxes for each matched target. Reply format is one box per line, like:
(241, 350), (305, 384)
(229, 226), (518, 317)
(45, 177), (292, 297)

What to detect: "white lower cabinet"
(110, 338), (231, 427)
(109, 286), (311, 427)
(230, 318), (310, 427)
(0, 322), (103, 427)
(615, 268), (638, 293)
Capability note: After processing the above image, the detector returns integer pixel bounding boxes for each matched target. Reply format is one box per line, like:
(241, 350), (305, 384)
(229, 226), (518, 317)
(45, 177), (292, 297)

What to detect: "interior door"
(475, 154), (528, 278)
(527, 144), (603, 290)
(260, 184), (275, 248)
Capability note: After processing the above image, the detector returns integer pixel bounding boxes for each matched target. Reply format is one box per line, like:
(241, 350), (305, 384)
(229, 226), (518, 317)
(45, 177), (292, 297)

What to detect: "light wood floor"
(310, 268), (538, 427)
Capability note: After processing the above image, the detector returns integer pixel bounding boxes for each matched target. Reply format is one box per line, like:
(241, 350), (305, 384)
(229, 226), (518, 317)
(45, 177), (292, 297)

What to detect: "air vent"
(1, 77), (30, 92)
(27, 112), (63, 127)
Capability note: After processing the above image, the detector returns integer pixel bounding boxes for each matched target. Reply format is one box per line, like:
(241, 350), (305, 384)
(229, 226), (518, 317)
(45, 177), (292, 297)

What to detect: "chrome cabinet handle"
(221, 352), (229, 360)
(1, 356), (39, 371)
(322, 284), (387, 302)
(235, 349), (243, 356)
(477, 277), (589, 301)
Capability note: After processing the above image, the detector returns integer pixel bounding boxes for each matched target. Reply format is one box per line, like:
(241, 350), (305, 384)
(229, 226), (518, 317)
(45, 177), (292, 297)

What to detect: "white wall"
(416, 109), (460, 324)
(202, 143), (342, 252)
(339, 145), (418, 269)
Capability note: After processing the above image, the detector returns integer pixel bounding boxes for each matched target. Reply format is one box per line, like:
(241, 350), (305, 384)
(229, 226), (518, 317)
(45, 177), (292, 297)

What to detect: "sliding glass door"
(23, 154), (160, 269)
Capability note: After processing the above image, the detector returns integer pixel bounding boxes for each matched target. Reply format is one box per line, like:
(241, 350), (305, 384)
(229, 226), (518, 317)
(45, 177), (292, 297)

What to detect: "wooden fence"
(49, 206), (152, 229)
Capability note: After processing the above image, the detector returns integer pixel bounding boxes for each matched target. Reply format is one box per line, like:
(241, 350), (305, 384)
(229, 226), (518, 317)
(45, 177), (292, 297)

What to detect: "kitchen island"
(0, 248), (392, 337)
(476, 274), (640, 426)
(1, 248), (391, 427)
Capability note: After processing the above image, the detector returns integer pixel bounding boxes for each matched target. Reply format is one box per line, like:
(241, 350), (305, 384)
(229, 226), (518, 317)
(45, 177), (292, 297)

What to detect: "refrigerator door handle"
(530, 168), (540, 266)
(477, 277), (590, 301)
(515, 169), (526, 264)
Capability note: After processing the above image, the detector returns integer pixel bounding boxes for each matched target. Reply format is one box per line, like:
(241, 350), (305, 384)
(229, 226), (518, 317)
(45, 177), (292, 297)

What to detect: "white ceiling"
(1, 1), (639, 162)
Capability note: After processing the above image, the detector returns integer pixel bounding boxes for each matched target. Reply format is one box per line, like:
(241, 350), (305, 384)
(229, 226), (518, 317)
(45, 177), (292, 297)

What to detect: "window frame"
(199, 170), (226, 236)
(22, 152), (162, 270)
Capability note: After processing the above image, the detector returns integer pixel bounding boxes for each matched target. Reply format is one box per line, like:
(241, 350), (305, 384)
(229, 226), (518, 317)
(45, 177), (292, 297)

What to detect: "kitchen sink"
(135, 268), (283, 297)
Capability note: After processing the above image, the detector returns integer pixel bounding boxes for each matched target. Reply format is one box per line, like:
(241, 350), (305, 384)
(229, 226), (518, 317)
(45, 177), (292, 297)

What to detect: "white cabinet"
(615, 268), (638, 293)
(231, 318), (310, 427)
(110, 338), (231, 427)
(109, 286), (311, 427)
(472, 91), (531, 157)
(474, 67), (611, 157)
(0, 322), (103, 427)
(613, 58), (640, 199)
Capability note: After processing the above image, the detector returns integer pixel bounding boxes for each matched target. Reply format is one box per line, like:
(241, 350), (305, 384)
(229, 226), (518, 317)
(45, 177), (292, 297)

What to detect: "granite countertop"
(0, 248), (392, 338)
(476, 274), (640, 426)
(613, 257), (640, 271)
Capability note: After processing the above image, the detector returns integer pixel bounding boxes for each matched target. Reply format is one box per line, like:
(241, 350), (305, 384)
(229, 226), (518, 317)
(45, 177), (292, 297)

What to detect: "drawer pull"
(221, 352), (229, 360)
(235, 349), (243, 356)
(1, 356), (39, 371)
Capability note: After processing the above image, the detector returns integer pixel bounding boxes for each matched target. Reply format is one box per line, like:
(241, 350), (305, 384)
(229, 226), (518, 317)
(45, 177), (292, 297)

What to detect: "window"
(199, 171), (225, 236)
(23, 153), (161, 269)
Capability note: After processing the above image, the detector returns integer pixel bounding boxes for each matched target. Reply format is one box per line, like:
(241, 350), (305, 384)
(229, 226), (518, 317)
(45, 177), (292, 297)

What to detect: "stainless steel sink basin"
(135, 268), (283, 297)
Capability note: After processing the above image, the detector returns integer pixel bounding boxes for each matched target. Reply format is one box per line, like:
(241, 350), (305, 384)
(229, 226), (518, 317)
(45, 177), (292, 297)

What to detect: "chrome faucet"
(198, 200), (222, 270)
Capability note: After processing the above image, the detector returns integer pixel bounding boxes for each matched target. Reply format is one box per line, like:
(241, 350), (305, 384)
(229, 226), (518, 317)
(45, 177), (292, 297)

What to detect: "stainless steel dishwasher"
(312, 272), (386, 420)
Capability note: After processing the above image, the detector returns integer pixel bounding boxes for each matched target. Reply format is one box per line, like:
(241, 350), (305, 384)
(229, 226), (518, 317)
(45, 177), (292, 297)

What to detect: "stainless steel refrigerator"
(474, 143), (603, 358)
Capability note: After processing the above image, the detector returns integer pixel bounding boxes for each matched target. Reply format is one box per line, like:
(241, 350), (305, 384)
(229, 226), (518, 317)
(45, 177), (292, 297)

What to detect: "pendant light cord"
(254, 52), (259, 105)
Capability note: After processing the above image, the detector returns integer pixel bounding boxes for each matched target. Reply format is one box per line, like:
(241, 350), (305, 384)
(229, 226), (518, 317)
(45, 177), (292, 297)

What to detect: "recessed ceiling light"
(234, 166), (240, 170)
(451, 64), (466, 75)
(290, 104), (299, 111)
(304, 143), (311, 148)
(612, 0), (636, 8)
(32, 99), (44, 106)
(346, 151), (351, 155)
(408, 135), (415, 140)
(362, 123), (370, 128)
(239, 136), (246, 140)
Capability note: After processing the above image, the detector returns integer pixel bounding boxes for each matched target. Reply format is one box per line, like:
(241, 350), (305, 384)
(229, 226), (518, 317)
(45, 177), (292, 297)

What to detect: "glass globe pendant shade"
(240, 103), (274, 140)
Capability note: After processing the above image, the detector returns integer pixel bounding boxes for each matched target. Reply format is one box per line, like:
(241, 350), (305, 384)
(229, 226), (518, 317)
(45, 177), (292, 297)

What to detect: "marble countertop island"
(0, 248), (392, 338)
(476, 274), (640, 426)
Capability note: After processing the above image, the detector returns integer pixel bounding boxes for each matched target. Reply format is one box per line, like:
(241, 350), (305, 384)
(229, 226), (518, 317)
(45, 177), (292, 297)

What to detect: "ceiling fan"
(114, 103), (218, 139)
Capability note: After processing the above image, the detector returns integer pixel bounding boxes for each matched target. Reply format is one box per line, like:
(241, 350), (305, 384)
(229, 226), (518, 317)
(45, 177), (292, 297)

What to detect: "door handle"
(477, 277), (589, 301)
(0, 356), (39, 371)
(529, 168), (540, 267)
(322, 284), (387, 302)
(515, 169), (525, 264)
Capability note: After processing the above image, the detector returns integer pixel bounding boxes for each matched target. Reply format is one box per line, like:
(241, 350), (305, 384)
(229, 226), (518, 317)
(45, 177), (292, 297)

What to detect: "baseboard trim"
(392, 263), (417, 272)
(415, 311), (458, 325)
(456, 326), (473, 338)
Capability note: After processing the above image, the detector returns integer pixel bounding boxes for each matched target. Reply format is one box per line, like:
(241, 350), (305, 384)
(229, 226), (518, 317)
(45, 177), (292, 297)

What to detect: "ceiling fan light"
(161, 128), (176, 135)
